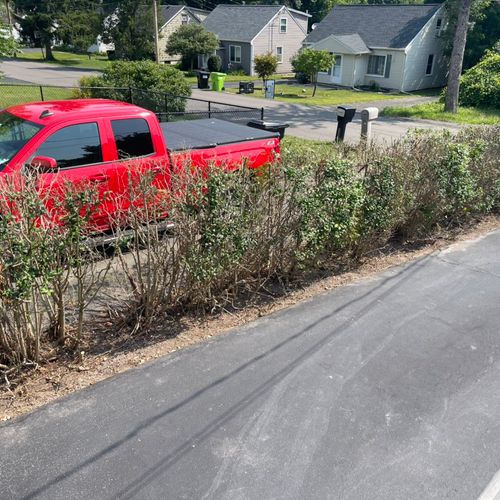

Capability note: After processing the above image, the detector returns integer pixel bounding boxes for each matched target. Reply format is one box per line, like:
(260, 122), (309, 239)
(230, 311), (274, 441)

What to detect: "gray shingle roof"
(334, 33), (370, 53)
(305, 4), (442, 48)
(203, 5), (283, 42)
(160, 5), (184, 25)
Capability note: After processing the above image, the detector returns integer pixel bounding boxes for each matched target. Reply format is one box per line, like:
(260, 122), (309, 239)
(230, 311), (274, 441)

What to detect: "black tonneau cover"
(161, 118), (279, 152)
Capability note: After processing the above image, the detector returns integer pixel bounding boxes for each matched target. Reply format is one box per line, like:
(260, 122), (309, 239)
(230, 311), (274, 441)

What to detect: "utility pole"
(152, 0), (160, 64)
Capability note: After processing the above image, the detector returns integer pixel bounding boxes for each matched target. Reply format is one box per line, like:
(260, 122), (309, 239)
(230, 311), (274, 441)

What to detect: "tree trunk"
(444, 0), (473, 113)
(312, 77), (317, 97)
(44, 41), (55, 61)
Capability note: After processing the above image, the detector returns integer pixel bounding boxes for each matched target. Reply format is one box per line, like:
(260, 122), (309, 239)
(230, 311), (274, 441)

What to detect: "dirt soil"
(1, 216), (499, 421)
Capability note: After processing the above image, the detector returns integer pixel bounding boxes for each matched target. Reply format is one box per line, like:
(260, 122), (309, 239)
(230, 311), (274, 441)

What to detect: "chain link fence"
(0, 84), (265, 124)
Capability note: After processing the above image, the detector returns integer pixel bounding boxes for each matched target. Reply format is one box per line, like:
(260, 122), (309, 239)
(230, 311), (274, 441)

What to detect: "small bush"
(459, 51), (500, 109)
(207, 55), (222, 72)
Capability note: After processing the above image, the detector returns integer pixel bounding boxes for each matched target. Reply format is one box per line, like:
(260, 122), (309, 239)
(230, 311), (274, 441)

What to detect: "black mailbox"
(197, 71), (210, 89)
(239, 81), (255, 94)
(247, 119), (290, 139)
(335, 105), (356, 142)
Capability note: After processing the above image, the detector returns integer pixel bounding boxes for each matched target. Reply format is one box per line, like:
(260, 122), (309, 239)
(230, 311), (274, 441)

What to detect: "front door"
(330, 55), (342, 84)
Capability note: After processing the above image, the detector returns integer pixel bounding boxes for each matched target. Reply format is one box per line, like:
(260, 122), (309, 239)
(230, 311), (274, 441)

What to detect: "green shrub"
(77, 60), (191, 113)
(459, 51), (500, 109)
(207, 55), (222, 72)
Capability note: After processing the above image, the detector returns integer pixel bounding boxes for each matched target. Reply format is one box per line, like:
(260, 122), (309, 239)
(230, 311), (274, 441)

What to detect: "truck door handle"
(89, 174), (108, 183)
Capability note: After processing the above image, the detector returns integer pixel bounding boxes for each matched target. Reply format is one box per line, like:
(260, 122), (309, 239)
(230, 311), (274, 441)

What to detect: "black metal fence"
(0, 84), (265, 124)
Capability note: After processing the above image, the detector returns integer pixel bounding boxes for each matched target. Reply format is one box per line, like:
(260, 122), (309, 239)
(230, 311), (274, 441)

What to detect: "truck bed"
(161, 118), (279, 152)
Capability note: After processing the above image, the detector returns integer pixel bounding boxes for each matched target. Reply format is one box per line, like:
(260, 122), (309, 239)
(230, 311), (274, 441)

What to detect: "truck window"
(0, 111), (43, 171)
(35, 122), (103, 169)
(111, 118), (154, 160)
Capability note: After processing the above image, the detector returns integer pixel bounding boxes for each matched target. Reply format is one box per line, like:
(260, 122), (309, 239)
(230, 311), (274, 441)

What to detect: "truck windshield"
(0, 111), (43, 171)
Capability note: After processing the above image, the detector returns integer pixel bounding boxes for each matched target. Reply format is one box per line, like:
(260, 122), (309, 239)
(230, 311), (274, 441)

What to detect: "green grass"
(381, 102), (500, 125)
(12, 50), (110, 71)
(0, 85), (75, 108)
(224, 84), (411, 106)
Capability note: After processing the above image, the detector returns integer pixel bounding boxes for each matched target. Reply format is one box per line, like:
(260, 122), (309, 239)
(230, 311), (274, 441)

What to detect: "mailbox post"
(335, 105), (356, 142)
(360, 107), (379, 143)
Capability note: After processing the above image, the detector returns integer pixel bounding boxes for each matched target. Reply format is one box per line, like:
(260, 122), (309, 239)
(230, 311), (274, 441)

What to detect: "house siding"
(217, 41), (252, 74)
(159, 9), (202, 64)
(252, 9), (308, 74)
(402, 8), (447, 91)
(362, 49), (406, 90)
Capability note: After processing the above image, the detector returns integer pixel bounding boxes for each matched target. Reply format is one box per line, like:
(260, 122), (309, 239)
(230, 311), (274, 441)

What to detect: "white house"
(304, 4), (448, 92)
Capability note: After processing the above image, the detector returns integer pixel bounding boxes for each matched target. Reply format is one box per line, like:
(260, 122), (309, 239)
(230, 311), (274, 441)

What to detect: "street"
(1, 229), (499, 499)
(0, 58), (460, 144)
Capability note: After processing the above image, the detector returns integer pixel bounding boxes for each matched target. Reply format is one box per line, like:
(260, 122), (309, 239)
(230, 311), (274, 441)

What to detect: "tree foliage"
(291, 48), (334, 96)
(103, 0), (155, 60)
(459, 51), (500, 108)
(0, 22), (19, 58)
(254, 53), (279, 87)
(166, 24), (219, 70)
(14, 0), (100, 59)
(463, 1), (500, 69)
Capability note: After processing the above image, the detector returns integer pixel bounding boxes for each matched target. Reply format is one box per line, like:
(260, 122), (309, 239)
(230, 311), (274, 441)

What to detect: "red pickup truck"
(0, 99), (282, 230)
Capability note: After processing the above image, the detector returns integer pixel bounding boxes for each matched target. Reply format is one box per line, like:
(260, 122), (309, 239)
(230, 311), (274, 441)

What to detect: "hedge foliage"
(0, 126), (499, 372)
(459, 51), (500, 109)
(77, 60), (192, 113)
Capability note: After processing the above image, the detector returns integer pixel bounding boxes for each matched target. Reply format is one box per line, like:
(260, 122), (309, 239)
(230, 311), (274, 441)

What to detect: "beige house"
(159, 4), (210, 64)
(304, 4), (448, 92)
(203, 5), (310, 75)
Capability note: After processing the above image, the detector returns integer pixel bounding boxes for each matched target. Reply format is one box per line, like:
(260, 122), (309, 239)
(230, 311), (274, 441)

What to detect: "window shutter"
(384, 55), (392, 78)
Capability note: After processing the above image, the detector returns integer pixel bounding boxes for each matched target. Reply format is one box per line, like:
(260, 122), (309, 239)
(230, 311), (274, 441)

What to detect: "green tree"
(103, 0), (155, 60)
(166, 24), (219, 70)
(463, 1), (500, 69)
(291, 48), (334, 97)
(254, 53), (279, 88)
(14, 0), (100, 60)
(0, 21), (19, 57)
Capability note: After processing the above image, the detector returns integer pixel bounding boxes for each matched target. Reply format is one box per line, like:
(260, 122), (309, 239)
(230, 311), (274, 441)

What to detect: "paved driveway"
(1, 229), (499, 499)
(192, 89), (459, 144)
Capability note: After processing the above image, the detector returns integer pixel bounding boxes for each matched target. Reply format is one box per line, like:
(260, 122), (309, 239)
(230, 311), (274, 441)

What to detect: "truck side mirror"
(30, 156), (58, 172)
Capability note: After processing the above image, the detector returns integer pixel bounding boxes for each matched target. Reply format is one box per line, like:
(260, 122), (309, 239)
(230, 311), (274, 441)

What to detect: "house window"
(367, 55), (386, 76)
(229, 45), (241, 63)
(181, 14), (189, 25)
(426, 54), (434, 76)
(435, 18), (442, 36)
(280, 18), (287, 33)
(276, 46), (283, 63)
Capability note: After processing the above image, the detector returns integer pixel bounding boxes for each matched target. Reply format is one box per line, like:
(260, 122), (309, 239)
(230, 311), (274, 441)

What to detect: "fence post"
(208, 101), (211, 119)
(128, 87), (134, 104)
(39, 86), (45, 101)
(164, 95), (169, 122)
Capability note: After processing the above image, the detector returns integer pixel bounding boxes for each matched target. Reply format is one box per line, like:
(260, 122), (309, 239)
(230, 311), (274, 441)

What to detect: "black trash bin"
(239, 81), (255, 94)
(247, 119), (290, 139)
(197, 71), (210, 89)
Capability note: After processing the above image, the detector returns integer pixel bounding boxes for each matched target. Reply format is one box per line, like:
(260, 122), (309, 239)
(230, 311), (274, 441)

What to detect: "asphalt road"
(1, 229), (499, 499)
(0, 58), (458, 144)
(191, 89), (459, 144)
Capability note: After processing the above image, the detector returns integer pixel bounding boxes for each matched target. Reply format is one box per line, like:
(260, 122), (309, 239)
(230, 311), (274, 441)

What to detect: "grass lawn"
(0, 85), (75, 108)
(381, 102), (500, 125)
(12, 50), (110, 71)
(225, 84), (412, 106)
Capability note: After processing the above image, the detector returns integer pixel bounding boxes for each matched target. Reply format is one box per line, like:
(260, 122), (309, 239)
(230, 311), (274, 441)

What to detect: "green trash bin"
(210, 72), (226, 91)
